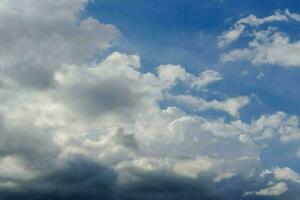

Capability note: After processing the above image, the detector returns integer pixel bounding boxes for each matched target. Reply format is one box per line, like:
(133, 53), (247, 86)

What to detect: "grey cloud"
(117, 168), (221, 200)
(0, 159), (289, 200)
(0, 157), (118, 200)
(0, 115), (60, 169)
(59, 77), (146, 118)
(0, 0), (120, 89)
(54, 52), (160, 121)
(114, 128), (139, 150)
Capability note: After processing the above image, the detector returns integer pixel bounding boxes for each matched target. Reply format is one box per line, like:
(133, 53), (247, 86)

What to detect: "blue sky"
(85, 0), (300, 119)
(1, 0), (300, 199)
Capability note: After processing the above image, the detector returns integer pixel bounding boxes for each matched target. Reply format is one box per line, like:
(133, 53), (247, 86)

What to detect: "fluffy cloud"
(220, 10), (300, 68)
(0, 0), (120, 88)
(222, 29), (300, 67)
(0, 48), (266, 198)
(1, 1), (300, 199)
(255, 182), (288, 196)
(54, 52), (157, 120)
(261, 167), (300, 183)
(157, 64), (222, 90)
(218, 10), (296, 48)
(200, 111), (300, 143)
(242, 167), (300, 197)
(157, 65), (246, 117)
(1, 53), (299, 200)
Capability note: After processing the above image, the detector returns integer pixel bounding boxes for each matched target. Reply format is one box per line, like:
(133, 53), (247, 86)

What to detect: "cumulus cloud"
(218, 10), (298, 48)
(54, 52), (156, 120)
(0, 0), (120, 88)
(222, 29), (300, 67)
(220, 10), (300, 68)
(200, 111), (300, 143)
(0, 47), (266, 199)
(261, 167), (300, 183)
(0, 1), (300, 199)
(1, 43), (299, 200)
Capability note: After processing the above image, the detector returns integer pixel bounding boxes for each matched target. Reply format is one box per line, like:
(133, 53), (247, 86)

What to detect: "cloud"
(1, 47), (299, 197)
(200, 111), (300, 143)
(54, 52), (156, 120)
(222, 29), (300, 67)
(237, 11), (288, 27)
(0, 157), (118, 200)
(218, 10), (288, 48)
(157, 65), (245, 117)
(218, 10), (298, 48)
(218, 24), (245, 48)
(0, 1), (300, 199)
(170, 95), (249, 117)
(261, 167), (300, 183)
(189, 70), (223, 90)
(116, 162), (221, 200)
(0, 0), (120, 88)
(254, 182), (288, 196)
(157, 64), (222, 90)
(0, 156), (36, 182)
(220, 10), (300, 68)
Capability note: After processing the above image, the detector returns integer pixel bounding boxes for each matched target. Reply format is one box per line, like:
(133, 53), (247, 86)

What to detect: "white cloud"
(0, 2), (299, 198)
(200, 111), (300, 143)
(218, 24), (245, 48)
(189, 70), (223, 90)
(0, 46), (298, 194)
(54, 52), (157, 120)
(218, 10), (290, 48)
(261, 167), (300, 183)
(171, 95), (249, 117)
(157, 64), (222, 90)
(273, 167), (300, 183)
(222, 30), (300, 67)
(285, 9), (300, 22)
(255, 182), (288, 196)
(220, 10), (300, 68)
(173, 157), (214, 178)
(237, 11), (288, 26)
(157, 64), (186, 88)
(0, 0), (120, 88)
(0, 156), (36, 181)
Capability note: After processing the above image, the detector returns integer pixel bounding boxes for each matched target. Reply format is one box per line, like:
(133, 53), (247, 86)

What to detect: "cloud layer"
(0, 1), (300, 200)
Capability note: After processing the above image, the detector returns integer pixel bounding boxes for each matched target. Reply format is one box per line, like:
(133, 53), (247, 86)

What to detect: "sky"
(0, 0), (300, 199)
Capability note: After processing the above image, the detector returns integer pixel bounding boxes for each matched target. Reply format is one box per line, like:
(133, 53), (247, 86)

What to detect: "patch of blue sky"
(83, 0), (300, 122)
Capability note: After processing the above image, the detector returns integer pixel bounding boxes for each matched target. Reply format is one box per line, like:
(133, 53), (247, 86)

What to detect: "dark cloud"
(60, 77), (146, 118)
(0, 158), (118, 200)
(116, 167), (221, 200)
(0, 161), (221, 200)
(0, 116), (60, 168)
(0, 157), (294, 200)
